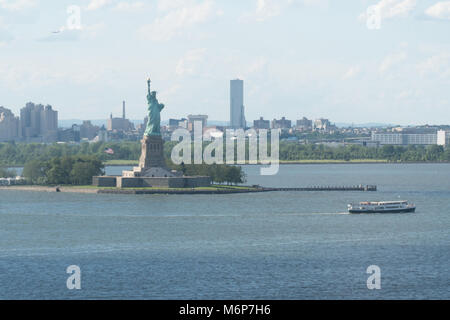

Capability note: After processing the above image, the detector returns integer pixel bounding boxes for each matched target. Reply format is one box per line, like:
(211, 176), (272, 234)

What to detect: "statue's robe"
(145, 94), (164, 136)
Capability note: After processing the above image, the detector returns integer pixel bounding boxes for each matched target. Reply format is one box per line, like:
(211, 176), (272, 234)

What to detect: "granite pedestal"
(93, 135), (211, 189)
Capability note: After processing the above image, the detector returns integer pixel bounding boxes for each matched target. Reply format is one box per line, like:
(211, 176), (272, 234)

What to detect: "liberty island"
(92, 78), (212, 189)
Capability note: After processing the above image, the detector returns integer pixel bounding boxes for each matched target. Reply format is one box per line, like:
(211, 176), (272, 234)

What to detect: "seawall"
(0, 185), (377, 194)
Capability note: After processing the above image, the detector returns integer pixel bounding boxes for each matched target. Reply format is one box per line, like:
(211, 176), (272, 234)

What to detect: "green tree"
(22, 160), (46, 184)
(426, 145), (444, 161)
(70, 157), (104, 185)
(381, 145), (395, 160)
(224, 166), (246, 185)
(22, 155), (104, 186)
(45, 158), (70, 185)
(443, 147), (450, 161)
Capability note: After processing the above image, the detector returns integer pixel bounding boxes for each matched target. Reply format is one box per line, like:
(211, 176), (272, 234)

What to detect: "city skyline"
(3, 100), (450, 130)
(1, 1), (450, 124)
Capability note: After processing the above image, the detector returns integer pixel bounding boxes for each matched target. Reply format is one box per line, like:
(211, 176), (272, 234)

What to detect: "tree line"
(22, 156), (104, 185)
(0, 141), (141, 166)
(17, 154), (245, 186)
(279, 143), (450, 162)
(0, 141), (449, 167)
(174, 163), (246, 185)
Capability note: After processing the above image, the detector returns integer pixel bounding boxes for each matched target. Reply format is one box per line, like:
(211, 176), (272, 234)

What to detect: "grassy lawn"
(63, 185), (117, 189)
(63, 184), (259, 191)
(104, 160), (139, 166)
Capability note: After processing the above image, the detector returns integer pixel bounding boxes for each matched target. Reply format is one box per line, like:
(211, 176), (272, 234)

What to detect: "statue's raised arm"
(147, 78), (152, 103)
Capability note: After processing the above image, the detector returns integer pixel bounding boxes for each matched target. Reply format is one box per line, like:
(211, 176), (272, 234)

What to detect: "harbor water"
(0, 163), (449, 299)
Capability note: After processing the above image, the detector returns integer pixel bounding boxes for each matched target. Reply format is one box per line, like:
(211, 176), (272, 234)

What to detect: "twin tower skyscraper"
(230, 79), (246, 129)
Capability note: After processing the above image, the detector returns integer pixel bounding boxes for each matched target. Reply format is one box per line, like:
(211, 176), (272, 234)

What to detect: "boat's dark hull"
(349, 207), (416, 214)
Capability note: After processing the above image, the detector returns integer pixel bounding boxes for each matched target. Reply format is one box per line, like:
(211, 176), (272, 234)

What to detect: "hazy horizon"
(57, 118), (442, 129)
(1, 0), (450, 124)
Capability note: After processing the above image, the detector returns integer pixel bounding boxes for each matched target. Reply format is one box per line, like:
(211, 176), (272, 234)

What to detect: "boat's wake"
(283, 212), (349, 216)
(316, 212), (349, 215)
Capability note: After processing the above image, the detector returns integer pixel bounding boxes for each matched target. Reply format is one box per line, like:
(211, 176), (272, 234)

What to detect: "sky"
(1, 0), (450, 125)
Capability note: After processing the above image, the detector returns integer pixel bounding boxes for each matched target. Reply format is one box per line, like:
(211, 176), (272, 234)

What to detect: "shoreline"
(0, 185), (265, 195)
(103, 160), (450, 166)
(0, 186), (99, 194)
(4, 161), (449, 168)
(0, 184), (377, 194)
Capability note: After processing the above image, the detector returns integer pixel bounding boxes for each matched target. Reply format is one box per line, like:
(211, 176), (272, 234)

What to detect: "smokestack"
(122, 101), (126, 119)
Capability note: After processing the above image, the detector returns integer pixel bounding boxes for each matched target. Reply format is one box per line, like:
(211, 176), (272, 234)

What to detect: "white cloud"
(138, 0), (219, 41)
(86, 0), (145, 12)
(299, 0), (329, 8)
(114, 1), (144, 11)
(254, 0), (283, 21)
(86, 0), (112, 11)
(157, 0), (187, 12)
(83, 22), (106, 39)
(242, 0), (328, 23)
(342, 66), (361, 80)
(241, 0), (293, 22)
(359, 0), (416, 22)
(0, 0), (36, 11)
(237, 57), (268, 81)
(0, 60), (105, 90)
(425, 2), (450, 20)
(176, 48), (207, 76)
(417, 53), (450, 78)
(379, 51), (407, 74)
(0, 17), (13, 45)
(247, 57), (268, 74)
(395, 89), (416, 100)
(158, 84), (181, 102)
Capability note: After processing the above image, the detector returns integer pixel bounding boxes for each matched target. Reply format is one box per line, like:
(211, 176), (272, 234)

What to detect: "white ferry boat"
(348, 201), (416, 214)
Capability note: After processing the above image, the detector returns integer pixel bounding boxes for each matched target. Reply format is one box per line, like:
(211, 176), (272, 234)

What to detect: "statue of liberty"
(144, 78), (165, 136)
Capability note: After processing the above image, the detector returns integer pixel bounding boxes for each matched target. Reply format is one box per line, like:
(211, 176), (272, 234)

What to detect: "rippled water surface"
(0, 164), (449, 299)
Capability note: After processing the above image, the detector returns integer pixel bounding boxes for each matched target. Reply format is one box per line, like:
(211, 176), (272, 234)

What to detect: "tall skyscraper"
(230, 79), (246, 129)
(41, 105), (58, 133)
(20, 102), (58, 142)
(0, 107), (20, 142)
